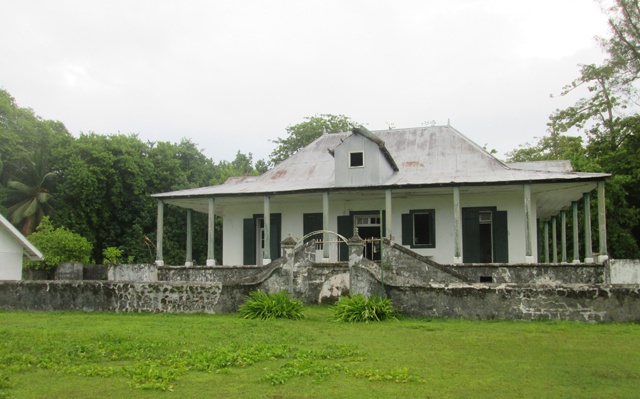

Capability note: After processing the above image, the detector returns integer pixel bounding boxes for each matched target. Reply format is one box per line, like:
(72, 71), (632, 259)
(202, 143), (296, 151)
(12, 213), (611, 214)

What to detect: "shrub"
(102, 247), (123, 265)
(239, 290), (306, 320)
(332, 294), (397, 322)
(25, 217), (93, 272)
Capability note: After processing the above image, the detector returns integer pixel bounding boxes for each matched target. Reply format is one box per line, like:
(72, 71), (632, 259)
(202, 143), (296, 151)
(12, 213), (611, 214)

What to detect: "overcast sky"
(1, 0), (612, 162)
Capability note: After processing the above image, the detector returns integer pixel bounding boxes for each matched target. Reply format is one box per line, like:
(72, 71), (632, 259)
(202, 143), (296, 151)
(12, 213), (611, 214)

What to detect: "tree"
(269, 114), (360, 166)
(508, 0), (640, 259)
(25, 216), (93, 276)
(602, 0), (640, 82)
(4, 151), (57, 235)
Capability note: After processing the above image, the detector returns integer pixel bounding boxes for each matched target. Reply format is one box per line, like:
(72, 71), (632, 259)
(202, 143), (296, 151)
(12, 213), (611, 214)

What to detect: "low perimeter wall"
(0, 280), (638, 322)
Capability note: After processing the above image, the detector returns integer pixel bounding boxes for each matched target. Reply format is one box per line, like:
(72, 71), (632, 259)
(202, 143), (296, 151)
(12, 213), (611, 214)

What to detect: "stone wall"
(1, 279), (638, 322)
(381, 240), (605, 285)
(0, 280), (251, 314)
(609, 259), (640, 284)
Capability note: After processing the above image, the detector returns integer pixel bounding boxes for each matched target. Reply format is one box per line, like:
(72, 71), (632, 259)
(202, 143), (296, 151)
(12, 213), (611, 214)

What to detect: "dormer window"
(349, 151), (364, 168)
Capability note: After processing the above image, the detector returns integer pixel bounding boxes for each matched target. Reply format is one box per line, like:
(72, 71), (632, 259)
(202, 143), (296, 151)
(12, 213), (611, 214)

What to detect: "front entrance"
(355, 215), (382, 261)
(337, 211), (384, 261)
(243, 214), (281, 265)
(462, 207), (508, 263)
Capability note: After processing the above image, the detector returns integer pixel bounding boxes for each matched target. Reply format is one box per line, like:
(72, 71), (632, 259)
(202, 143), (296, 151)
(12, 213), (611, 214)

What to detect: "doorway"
(355, 215), (381, 261)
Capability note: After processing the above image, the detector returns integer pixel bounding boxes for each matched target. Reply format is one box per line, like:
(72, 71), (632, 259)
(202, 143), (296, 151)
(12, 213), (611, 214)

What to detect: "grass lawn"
(0, 307), (639, 398)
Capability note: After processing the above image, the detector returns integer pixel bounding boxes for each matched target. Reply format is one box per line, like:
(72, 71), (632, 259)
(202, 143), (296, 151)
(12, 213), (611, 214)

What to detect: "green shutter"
(401, 213), (412, 245)
(243, 218), (256, 265)
(269, 214), (281, 259)
(303, 213), (323, 243)
(337, 215), (353, 262)
(462, 208), (480, 263)
(493, 211), (509, 263)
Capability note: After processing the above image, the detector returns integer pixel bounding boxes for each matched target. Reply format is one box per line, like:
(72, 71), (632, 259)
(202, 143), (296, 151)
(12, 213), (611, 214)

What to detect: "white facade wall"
(0, 227), (24, 280)
(221, 187), (535, 265)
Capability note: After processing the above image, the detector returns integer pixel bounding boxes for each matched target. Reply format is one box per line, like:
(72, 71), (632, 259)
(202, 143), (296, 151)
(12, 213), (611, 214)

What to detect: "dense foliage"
(238, 290), (306, 320)
(332, 294), (397, 323)
(0, 88), (265, 265)
(507, 0), (640, 259)
(24, 217), (92, 273)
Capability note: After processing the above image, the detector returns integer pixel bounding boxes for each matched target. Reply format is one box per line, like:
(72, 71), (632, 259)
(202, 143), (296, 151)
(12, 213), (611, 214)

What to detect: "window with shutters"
(402, 209), (436, 248)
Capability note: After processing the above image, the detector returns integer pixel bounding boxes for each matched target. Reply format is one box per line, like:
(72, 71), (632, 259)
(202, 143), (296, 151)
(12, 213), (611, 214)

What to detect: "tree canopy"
(508, 0), (640, 259)
(268, 114), (360, 167)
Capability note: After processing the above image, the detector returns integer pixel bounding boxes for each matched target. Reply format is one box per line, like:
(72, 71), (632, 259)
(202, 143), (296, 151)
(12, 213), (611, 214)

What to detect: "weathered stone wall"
(0, 280), (252, 314)
(609, 259), (640, 284)
(108, 264), (158, 282)
(381, 240), (605, 285)
(1, 279), (638, 322)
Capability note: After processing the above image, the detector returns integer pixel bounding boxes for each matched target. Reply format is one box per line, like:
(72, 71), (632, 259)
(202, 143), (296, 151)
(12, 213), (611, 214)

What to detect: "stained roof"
(0, 214), (44, 261)
(153, 125), (609, 199)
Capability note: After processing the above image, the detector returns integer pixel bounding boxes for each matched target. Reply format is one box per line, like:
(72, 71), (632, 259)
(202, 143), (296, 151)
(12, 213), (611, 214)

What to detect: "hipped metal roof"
(153, 125), (609, 199)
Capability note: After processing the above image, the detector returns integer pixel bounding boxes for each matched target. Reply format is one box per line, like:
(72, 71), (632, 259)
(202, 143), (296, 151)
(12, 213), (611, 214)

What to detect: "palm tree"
(5, 152), (56, 235)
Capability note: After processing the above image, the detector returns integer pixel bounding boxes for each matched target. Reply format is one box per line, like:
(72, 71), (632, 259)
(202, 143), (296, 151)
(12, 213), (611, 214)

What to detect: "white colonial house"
(152, 126), (609, 266)
(0, 213), (43, 280)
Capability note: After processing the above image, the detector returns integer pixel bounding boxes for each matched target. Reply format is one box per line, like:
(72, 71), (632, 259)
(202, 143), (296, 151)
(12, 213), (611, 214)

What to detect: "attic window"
(349, 151), (364, 168)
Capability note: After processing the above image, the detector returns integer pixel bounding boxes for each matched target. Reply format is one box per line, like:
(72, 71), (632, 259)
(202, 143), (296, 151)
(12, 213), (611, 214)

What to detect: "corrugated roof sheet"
(153, 126), (608, 199)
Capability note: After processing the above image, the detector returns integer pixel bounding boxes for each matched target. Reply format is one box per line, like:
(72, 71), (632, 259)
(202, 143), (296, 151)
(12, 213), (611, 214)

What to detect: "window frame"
(349, 151), (364, 168)
(403, 209), (436, 249)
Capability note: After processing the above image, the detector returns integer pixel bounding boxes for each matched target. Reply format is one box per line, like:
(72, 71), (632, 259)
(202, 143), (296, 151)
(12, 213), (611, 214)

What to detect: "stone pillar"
(323, 192), (330, 259)
(185, 209), (193, 266)
(561, 211), (567, 263)
(543, 220), (549, 263)
(281, 235), (297, 295)
(385, 189), (393, 239)
(207, 198), (216, 266)
(156, 200), (164, 266)
(572, 201), (580, 263)
(263, 195), (271, 264)
(453, 186), (463, 264)
(347, 231), (366, 296)
(524, 184), (535, 263)
(597, 181), (609, 263)
(551, 216), (558, 264)
(584, 193), (594, 263)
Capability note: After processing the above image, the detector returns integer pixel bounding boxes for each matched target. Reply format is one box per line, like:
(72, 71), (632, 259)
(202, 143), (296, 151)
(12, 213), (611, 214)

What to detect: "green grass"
(0, 308), (638, 398)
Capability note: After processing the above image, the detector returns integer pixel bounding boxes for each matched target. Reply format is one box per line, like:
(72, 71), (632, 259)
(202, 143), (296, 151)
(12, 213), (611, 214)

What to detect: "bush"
(25, 217), (93, 272)
(332, 294), (397, 322)
(239, 290), (306, 320)
(102, 247), (123, 265)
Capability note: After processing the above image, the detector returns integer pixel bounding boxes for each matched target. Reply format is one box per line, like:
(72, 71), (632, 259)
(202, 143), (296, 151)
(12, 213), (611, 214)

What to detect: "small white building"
(0, 213), (43, 280)
(152, 126), (610, 266)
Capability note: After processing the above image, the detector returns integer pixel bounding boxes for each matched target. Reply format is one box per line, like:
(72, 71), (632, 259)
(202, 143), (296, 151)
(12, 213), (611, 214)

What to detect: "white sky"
(1, 0), (612, 162)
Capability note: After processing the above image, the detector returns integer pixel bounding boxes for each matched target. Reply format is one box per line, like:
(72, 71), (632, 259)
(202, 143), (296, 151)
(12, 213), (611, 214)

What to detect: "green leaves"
(269, 114), (359, 166)
(25, 216), (93, 271)
(332, 294), (398, 323)
(239, 290), (306, 320)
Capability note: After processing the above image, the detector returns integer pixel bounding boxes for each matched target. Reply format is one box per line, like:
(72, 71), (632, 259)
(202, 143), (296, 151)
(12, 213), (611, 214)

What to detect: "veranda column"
(543, 221), (549, 263)
(155, 200), (164, 266)
(207, 198), (216, 266)
(323, 192), (330, 259)
(572, 201), (580, 263)
(385, 189), (393, 239)
(453, 186), (463, 264)
(524, 184), (535, 263)
(551, 216), (558, 263)
(597, 181), (609, 262)
(584, 193), (594, 263)
(263, 195), (271, 264)
(561, 211), (567, 263)
(185, 209), (193, 266)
